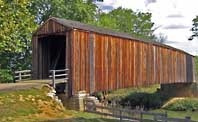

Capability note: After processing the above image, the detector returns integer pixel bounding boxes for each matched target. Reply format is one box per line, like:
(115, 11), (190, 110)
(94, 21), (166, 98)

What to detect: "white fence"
(15, 70), (31, 81)
(49, 69), (69, 88)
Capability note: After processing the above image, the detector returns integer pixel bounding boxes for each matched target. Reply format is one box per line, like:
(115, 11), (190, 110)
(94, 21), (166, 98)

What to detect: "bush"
(120, 92), (164, 109)
(164, 98), (198, 111)
(0, 69), (13, 83)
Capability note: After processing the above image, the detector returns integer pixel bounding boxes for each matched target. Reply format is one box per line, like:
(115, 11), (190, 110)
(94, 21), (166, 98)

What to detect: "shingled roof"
(35, 17), (193, 56)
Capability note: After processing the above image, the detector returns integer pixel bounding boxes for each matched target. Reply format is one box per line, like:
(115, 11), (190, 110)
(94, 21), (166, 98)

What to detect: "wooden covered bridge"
(32, 17), (196, 96)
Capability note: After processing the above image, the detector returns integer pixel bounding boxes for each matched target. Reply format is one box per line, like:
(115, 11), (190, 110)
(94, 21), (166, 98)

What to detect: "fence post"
(52, 70), (56, 88)
(140, 110), (143, 122)
(19, 72), (22, 81)
(119, 110), (122, 122)
(164, 111), (168, 122)
(185, 116), (191, 122)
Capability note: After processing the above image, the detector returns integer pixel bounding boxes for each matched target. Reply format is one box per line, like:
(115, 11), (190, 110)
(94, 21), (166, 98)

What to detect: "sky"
(95, 0), (198, 56)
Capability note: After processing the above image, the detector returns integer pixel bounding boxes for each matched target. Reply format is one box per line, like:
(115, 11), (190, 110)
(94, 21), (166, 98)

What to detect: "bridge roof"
(34, 17), (193, 56)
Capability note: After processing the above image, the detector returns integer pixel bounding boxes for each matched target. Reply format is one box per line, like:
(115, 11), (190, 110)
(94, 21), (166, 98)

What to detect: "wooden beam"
(67, 30), (73, 96)
(89, 32), (95, 93)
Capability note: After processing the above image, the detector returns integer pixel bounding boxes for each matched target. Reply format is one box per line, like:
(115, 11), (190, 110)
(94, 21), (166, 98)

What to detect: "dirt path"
(0, 80), (51, 92)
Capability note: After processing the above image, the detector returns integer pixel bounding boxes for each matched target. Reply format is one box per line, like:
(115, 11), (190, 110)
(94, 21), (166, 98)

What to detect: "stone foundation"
(57, 91), (88, 111)
(160, 83), (198, 97)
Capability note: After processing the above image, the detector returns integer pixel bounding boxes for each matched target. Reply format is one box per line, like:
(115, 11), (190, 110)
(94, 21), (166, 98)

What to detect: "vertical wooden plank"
(118, 39), (123, 88)
(38, 38), (42, 79)
(192, 57), (196, 82)
(130, 41), (134, 87)
(101, 35), (105, 91)
(66, 31), (72, 96)
(85, 32), (90, 93)
(184, 54), (187, 82)
(116, 38), (119, 89)
(133, 41), (136, 87)
(153, 46), (156, 84)
(32, 36), (38, 79)
(128, 40), (132, 87)
(71, 30), (77, 94)
(89, 32), (95, 93)
(80, 32), (86, 90)
(139, 42), (143, 86)
(104, 36), (109, 90)
(126, 40), (131, 88)
(110, 36), (117, 89)
(107, 36), (111, 90)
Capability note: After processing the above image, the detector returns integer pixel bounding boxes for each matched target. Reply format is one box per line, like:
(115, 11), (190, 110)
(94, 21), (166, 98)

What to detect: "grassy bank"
(0, 87), (117, 122)
(105, 85), (198, 121)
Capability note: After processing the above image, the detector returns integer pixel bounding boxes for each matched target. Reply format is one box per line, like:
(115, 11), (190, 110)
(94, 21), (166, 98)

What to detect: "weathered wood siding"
(32, 36), (38, 79)
(32, 18), (194, 95)
(71, 29), (194, 94)
(36, 19), (66, 35)
(32, 20), (67, 79)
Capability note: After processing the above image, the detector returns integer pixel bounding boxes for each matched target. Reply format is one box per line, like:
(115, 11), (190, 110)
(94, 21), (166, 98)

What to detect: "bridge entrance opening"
(38, 35), (66, 79)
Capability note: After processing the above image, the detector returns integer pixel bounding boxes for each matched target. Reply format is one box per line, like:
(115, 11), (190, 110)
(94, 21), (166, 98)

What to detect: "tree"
(156, 33), (167, 43)
(0, 0), (37, 82)
(189, 16), (198, 41)
(95, 7), (155, 40)
(0, 0), (37, 53)
(29, 0), (98, 24)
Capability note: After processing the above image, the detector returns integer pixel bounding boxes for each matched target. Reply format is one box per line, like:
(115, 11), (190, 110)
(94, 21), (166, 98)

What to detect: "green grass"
(0, 87), (118, 122)
(0, 88), (46, 118)
(105, 84), (198, 121)
(151, 109), (198, 121)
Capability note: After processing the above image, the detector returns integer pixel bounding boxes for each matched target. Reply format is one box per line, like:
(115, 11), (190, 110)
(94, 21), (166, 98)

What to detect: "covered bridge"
(32, 17), (196, 95)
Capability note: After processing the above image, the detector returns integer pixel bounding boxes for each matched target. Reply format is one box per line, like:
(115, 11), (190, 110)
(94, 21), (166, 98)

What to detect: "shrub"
(120, 92), (164, 109)
(0, 69), (13, 83)
(164, 98), (198, 111)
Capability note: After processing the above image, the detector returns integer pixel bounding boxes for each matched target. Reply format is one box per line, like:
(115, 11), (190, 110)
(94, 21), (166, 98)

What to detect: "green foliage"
(120, 92), (166, 109)
(0, 69), (13, 83)
(0, 0), (37, 53)
(29, 0), (98, 24)
(103, 85), (165, 109)
(164, 98), (198, 111)
(189, 16), (198, 40)
(0, 0), (36, 81)
(96, 7), (156, 40)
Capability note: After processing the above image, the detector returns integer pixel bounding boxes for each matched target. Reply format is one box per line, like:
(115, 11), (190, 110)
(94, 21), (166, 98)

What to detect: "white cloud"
(95, 0), (198, 55)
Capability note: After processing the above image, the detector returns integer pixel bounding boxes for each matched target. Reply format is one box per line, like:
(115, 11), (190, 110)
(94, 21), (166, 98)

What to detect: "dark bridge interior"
(38, 35), (66, 79)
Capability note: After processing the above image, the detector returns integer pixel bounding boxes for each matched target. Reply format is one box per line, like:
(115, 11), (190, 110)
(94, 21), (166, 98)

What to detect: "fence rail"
(84, 99), (196, 122)
(15, 70), (31, 81)
(49, 69), (69, 88)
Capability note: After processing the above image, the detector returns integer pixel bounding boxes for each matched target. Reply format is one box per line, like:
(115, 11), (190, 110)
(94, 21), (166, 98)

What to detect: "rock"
(10, 100), (15, 103)
(0, 101), (3, 105)
(31, 98), (35, 102)
(28, 95), (33, 98)
(47, 93), (55, 98)
(1, 118), (7, 122)
(19, 96), (25, 102)
(7, 117), (12, 121)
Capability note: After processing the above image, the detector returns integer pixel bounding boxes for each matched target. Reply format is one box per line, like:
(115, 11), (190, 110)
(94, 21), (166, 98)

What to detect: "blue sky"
(95, 0), (198, 56)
